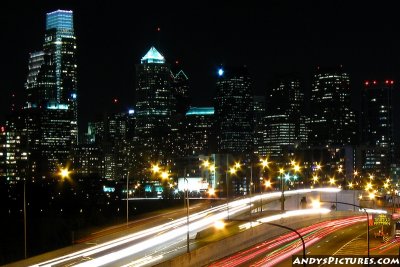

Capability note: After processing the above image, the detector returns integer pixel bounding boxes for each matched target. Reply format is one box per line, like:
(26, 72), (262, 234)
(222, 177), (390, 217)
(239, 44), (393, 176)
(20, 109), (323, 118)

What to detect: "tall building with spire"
(43, 10), (78, 144)
(6, 10), (78, 178)
(135, 47), (175, 165)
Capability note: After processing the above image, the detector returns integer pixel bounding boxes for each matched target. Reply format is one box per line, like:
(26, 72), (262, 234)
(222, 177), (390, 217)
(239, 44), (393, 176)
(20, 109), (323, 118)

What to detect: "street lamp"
(320, 200), (371, 258)
(267, 222), (306, 266)
(231, 218), (306, 266)
(227, 165), (237, 219)
(259, 158), (270, 213)
(201, 159), (216, 194)
(59, 168), (69, 179)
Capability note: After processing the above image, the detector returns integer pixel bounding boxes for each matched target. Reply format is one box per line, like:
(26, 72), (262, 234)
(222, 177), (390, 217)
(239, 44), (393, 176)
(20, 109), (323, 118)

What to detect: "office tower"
(104, 111), (135, 180)
(171, 69), (190, 115)
(39, 103), (73, 173)
(4, 111), (31, 182)
(170, 69), (190, 158)
(184, 107), (215, 156)
(43, 10), (78, 144)
(264, 75), (307, 158)
(214, 65), (253, 156)
(25, 51), (46, 106)
(73, 144), (104, 176)
(0, 126), (7, 179)
(18, 10), (78, 176)
(26, 10), (77, 133)
(135, 46), (175, 164)
(360, 79), (396, 179)
(253, 96), (267, 157)
(309, 66), (356, 146)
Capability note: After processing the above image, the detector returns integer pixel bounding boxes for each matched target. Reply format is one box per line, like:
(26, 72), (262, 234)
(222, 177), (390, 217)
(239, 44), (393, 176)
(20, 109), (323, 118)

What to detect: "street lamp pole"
(226, 155), (229, 220)
(249, 163), (253, 218)
(126, 171), (129, 227)
(235, 219), (306, 266)
(183, 168), (190, 253)
(281, 172), (285, 211)
(320, 201), (370, 258)
(260, 176), (263, 212)
(23, 179), (27, 259)
(267, 222), (306, 266)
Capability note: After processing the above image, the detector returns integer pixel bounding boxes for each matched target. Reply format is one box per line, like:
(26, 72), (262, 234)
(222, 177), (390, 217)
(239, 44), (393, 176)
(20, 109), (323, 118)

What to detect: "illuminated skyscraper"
(360, 79), (396, 179)
(171, 69), (190, 115)
(170, 68), (190, 157)
(135, 47), (175, 163)
(8, 10), (79, 177)
(0, 126), (5, 179)
(253, 96), (266, 156)
(264, 75), (307, 158)
(214, 65), (253, 156)
(309, 66), (356, 146)
(184, 107), (215, 156)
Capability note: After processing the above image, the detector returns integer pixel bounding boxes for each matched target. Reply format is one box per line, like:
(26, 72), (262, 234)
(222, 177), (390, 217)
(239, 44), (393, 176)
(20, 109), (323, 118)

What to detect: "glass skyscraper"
(184, 107), (215, 156)
(135, 47), (175, 164)
(264, 75), (307, 159)
(214, 65), (253, 156)
(361, 79), (396, 179)
(309, 66), (356, 146)
(43, 10), (78, 144)
(9, 9), (79, 177)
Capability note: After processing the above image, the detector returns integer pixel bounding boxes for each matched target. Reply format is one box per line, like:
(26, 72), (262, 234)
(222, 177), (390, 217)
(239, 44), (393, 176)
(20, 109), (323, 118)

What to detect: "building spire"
(141, 46), (165, 64)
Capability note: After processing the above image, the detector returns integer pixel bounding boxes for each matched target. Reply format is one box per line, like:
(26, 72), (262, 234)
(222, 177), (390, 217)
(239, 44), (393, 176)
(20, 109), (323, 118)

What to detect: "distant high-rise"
(135, 47), (175, 163)
(170, 68), (190, 158)
(171, 69), (190, 115)
(253, 96), (266, 157)
(264, 75), (307, 158)
(360, 79), (396, 179)
(184, 107), (215, 156)
(214, 65), (253, 156)
(309, 66), (356, 146)
(0, 126), (5, 179)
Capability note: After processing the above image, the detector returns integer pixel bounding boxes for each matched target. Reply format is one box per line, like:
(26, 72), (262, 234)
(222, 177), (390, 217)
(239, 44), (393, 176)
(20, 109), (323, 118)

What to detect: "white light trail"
(30, 187), (341, 267)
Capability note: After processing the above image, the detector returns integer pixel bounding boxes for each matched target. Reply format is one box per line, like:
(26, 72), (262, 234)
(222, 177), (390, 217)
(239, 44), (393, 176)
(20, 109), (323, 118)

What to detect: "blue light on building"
(72, 93), (77, 99)
(128, 109), (135, 114)
(46, 10), (73, 31)
(186, 107), (214, 116)
(46, 102), (69, 110)
(218, 68), (224, 76)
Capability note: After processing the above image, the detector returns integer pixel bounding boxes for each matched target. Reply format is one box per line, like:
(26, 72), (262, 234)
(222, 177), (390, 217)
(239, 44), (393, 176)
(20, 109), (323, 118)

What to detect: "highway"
(28, 194), (255, 267)
(209, 216), (399, 267)
(208, 216), (367, 267)
(7, 188), (341, 267)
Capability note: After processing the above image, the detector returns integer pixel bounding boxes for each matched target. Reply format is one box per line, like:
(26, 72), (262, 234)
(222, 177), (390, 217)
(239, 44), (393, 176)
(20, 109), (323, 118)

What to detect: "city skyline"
(2, 0), (400, 129)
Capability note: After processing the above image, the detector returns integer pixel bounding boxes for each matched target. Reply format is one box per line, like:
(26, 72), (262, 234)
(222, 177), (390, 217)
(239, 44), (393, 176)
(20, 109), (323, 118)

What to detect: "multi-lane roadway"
(5, 187), (368, 267)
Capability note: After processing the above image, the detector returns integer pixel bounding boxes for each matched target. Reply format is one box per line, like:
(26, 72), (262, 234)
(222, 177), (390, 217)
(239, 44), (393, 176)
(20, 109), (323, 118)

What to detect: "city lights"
(2, 2), (400, 266)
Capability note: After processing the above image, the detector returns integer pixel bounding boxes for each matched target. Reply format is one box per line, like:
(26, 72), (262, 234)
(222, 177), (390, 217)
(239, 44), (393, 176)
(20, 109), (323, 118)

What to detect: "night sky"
(1, 0), (400, 131)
